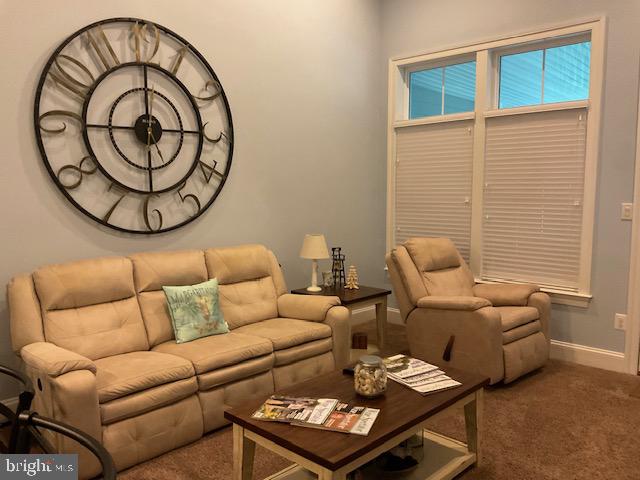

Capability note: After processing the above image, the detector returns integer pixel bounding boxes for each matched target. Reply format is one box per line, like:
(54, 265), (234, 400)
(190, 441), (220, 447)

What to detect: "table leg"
(464, 388), (483, 467)
(233, 424), (256, 480)
(375, 297), (388, 351)
(318, 468), (347, 480)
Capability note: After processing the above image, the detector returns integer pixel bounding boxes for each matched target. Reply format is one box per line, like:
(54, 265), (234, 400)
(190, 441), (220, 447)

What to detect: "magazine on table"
(384, 354), (461, 395)
(251, 396), (379, 435)
(302, 402), (380, 436)
(251, 396), (338, 425)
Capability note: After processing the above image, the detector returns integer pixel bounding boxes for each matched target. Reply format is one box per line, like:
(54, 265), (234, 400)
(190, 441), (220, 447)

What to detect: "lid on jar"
(359, 355), (382, 366)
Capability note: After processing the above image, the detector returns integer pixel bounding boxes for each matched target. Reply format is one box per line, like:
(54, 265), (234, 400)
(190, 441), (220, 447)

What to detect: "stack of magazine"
(384, 354), (461, 395)
(251, 396), (379, 436)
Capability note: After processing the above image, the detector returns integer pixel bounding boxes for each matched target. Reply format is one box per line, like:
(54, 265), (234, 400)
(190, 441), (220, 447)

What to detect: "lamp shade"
(299, 234), (329, 259)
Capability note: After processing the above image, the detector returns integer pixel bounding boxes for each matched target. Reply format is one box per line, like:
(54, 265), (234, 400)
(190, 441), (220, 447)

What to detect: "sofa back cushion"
(204, 244), (279, 328)
(130, 249), (208, 347)
(403, 237), (475, 297)
(33, 257), (148, 360)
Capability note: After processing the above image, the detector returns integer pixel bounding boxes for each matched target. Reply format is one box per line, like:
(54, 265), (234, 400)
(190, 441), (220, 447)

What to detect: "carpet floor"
(119, 322), (640, 480)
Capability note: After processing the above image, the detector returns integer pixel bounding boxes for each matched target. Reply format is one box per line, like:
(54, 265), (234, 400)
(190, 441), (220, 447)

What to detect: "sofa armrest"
(527, 291), (551, 340)
(323, 305), (351, 369)
(472, 283), (539, 306)
(21, 344), (102, 478)
(416, 296), (491, 311)
(277, 293), (341, 322)
(21, 342), (96, 377)
(406, 306), (504, 383)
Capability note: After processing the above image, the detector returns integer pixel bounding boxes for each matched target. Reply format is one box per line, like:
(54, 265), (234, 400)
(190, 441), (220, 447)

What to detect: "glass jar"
(322, 271), (334, 287)
(354, 355), (387, 398)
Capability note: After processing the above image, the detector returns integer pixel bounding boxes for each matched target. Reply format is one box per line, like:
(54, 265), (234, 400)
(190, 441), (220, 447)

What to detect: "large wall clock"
(34, 17), (233, 234)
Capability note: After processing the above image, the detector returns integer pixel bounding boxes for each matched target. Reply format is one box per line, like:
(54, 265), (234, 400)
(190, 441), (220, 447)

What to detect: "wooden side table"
(290, 285), (392, 353)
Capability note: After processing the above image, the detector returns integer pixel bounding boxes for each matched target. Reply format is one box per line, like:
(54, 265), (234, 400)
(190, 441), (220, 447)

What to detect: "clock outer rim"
(33, 16), (235, 235)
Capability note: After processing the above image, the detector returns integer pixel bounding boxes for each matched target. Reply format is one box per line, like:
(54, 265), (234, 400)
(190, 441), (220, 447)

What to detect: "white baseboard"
(353, 306), (627, 373)
(549, 339), (626, 373)
(350, 305), (402, 325)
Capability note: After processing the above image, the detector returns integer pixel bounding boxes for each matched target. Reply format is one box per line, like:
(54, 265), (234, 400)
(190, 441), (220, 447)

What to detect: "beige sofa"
(8, 244), (350, 477)
(386, 237), (550, 385)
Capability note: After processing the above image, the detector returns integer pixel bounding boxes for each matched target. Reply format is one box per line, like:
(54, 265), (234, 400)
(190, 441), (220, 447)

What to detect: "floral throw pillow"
(163, 279), (229, 344)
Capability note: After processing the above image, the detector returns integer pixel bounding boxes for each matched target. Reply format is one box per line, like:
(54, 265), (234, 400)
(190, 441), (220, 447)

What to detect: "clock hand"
(149, 130), (165, 164)
(148, 86), (155, 121)
(146, 86), (155, 151)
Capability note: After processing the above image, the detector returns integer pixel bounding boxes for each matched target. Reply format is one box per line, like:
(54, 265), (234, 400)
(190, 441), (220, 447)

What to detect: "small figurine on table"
(345, 265), (359, 289)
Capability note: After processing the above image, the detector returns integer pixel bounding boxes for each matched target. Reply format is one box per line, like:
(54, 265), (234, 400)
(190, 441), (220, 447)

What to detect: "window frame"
(386, 18), (606, 307)
(405, 54), (478, 119)
(492, 32), (592, 110)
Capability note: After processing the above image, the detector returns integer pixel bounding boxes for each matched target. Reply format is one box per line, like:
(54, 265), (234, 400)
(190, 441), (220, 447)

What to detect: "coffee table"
(225, 366), (488, 480)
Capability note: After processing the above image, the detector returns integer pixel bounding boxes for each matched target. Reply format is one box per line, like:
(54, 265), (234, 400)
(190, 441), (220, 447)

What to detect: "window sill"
(474, 278), (592, 308)
(394, 112), (475, 129)
(483, 100), (589, 118)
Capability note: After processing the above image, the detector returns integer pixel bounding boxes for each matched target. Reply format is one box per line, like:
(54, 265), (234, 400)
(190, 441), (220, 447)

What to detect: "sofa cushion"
(197, 354), (275, 391)
(152, 332), (273, 375)
(95, 351), (195, 403)
(273, 337), (333, 366)
(218, 278), (278, 328)
(43, 297), (149, 361)
(34, 256), (135, 310)
(404, 237), (461, 272)
(100, 377), (198, 424)
(130, 250), (208, 293)
(234, 318), (332, 350)
(131, 250), (209, 348)
(204, 244), (272, 285)
(497, 306), (540, 331)
(502, 320), (542, 345)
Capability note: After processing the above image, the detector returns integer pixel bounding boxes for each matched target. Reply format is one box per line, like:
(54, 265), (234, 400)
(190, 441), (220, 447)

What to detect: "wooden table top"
(290, 285), (392, 305)
(224, 366), (488, 471)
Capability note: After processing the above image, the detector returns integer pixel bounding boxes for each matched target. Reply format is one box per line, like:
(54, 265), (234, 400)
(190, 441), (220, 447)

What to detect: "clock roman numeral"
(193, 80), (221, 102)
(177, 182), (201, 216)
(56, 156), (97, 190)
(170, 46), (188, 76)
(86, 26), (120, 71)
(130, 21), (160, 63)
(103, 184), (128, 223)
(49, 55), (94, 101)
(199, 159), (224, 183)
(143, 195), (163, 232)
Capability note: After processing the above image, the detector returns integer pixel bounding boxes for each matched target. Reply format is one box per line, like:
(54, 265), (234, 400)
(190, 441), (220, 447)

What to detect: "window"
(409, 61), (476, 118)
(498, 41), (591, 108)
(395, 121), (474, 261)
(388, 23), (602, 305)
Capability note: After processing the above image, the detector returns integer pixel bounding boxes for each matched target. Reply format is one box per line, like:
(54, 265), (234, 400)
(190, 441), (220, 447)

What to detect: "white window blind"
(482, 109), (587, 289)
(395, 121), (474, 260)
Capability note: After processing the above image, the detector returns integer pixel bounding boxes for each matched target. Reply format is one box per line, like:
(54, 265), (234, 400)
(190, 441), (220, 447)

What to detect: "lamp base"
(306, 285), (322, 292)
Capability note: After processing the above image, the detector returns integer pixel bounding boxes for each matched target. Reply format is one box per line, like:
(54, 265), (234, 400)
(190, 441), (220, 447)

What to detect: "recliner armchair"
(386, 237), (550, 384)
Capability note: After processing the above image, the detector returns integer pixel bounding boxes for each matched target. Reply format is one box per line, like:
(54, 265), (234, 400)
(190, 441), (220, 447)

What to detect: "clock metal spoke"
(87, 123), (199, 135)
(86, 123), (135, 130)
(147, 149), (153, 192)
(163, 128), (200, 134)
(143, 64), (149, 117)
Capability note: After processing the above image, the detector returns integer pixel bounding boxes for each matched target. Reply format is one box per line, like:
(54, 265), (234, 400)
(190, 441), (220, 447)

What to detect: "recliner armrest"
(473, 283), (539, 306)
(21, 342), (96, 377)
(277, 293), (341, 322)
(416, 296), (492, 311)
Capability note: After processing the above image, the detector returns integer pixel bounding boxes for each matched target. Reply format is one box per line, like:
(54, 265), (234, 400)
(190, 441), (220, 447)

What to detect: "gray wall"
(0, 0), (386, 398)
(381, 0), (640, 352)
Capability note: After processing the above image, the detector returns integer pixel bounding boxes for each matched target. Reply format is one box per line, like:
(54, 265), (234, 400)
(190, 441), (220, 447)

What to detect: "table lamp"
(300, 234), (329, 292)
